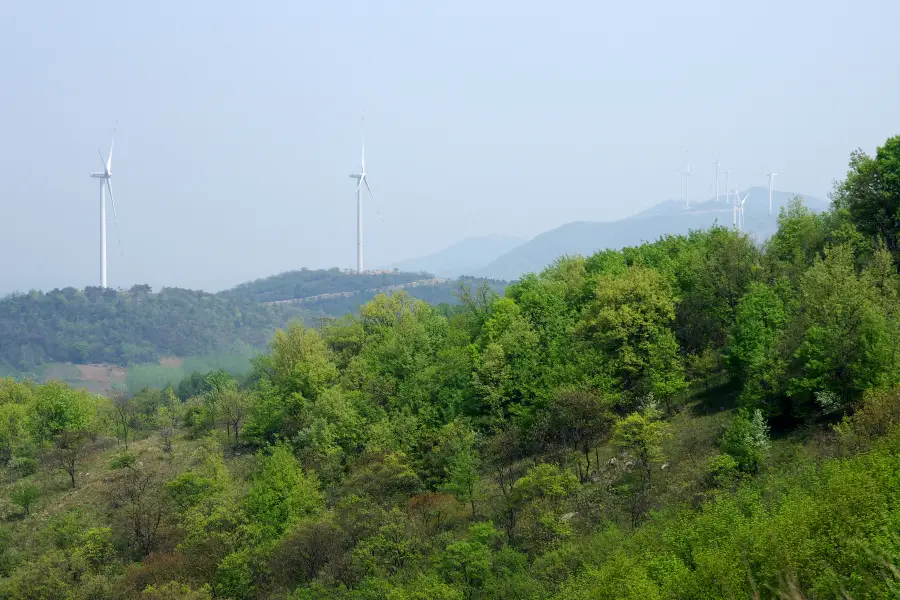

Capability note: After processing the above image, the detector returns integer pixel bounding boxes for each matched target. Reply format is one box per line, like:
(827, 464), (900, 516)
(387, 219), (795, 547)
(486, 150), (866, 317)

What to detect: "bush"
(10, 483), (40, 515)
(9, 456), (37, 478)
(719, 409), (770, 473)
(109, 452), (137, 470)
(706, 454), (740, 488)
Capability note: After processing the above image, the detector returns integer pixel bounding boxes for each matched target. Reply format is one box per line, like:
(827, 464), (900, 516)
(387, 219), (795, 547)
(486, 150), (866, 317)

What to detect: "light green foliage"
(512, 463), (580, 552)
(259, 322), (338, 401)
(578, 266), (678, 402)
(215, 548), (254, 600)
(26, 380), (91, 445)
(246, 443), (324, 536)
(719, 409), (770, 473)
(10, 482), (40, 515)
(246, 323), (339, 442)
(0, 403), (26, 464)
(435, 420), (481, 516)
(790, 244), (890, 411)
(613, 402), (670, 485)
(141, 581), (213, 599)
(73, 527), (115, 571)
(727, 282), (787, 408)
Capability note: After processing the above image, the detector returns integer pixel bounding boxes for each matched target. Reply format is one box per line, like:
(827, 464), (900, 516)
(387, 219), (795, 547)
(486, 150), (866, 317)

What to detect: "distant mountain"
(0, 286), (309, 372)
(389, 235), (525, 278)
(475, 189), (829, 281)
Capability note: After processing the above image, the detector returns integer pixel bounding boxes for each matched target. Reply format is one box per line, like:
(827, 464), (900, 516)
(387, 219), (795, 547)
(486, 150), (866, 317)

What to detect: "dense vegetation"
(0, 286), (308, 371)
(1, 136), (900, 599)
(218, 269), (434, 304)
(301, 276), (508, 317)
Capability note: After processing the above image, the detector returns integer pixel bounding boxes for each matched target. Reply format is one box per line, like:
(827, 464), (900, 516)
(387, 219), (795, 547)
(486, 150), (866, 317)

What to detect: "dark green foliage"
(0, 286), (308, 371)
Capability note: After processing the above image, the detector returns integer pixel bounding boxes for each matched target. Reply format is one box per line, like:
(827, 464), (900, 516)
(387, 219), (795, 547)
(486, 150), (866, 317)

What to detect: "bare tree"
(117, 465), (168, 557)
(46, 430), (87, 488)
(216, 389), (248, 443)
(112, 392), (135, 450)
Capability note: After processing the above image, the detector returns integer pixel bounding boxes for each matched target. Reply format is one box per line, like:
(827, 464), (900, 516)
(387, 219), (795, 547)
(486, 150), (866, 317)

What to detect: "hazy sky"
(1, 0), (897, 294)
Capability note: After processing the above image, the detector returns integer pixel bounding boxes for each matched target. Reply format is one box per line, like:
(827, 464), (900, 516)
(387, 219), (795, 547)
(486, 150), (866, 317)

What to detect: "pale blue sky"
(1, 0), (897, 293)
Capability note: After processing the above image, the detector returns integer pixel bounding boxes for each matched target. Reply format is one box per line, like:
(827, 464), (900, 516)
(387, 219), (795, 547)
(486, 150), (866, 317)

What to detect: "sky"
(1, 0), (898, 294)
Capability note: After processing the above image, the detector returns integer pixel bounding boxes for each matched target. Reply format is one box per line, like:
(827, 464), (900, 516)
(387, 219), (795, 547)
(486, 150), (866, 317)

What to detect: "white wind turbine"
(348, 117), (380, 273)
(767, 172), (778, 215)
(714, 156), (721, 203)
(735, 189), (750, 232)
(89, 125), (121, 288)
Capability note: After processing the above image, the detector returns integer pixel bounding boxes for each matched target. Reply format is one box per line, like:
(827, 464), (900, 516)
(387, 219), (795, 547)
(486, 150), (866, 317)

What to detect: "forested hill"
(218, 268), (432, 303)
(0, 286), (308, 371)
(219, 268), (509, 317)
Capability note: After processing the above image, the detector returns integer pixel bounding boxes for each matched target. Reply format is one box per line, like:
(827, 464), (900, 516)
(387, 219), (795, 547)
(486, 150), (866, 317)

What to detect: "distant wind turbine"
(714, 156), (720, 203)
(683, 148), (691, 208)
(349, 116), (381, 273)
(89, 124), (121, 289)
(725, 169), (731, 219)
(767, 172), (778, 215)
(735, 189), (750, 232)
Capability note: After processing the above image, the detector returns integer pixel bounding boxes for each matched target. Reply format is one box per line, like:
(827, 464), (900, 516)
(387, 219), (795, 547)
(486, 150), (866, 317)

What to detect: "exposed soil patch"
(159, 357), (184, 368)
(75, 363), (127, 392)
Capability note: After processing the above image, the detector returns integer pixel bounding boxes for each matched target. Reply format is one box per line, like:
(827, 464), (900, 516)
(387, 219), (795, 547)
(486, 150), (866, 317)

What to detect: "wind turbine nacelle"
(90, 172), (107, 179)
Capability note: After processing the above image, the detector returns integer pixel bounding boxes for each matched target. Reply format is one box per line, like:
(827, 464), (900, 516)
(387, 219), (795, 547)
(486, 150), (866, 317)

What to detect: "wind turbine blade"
(106, 179), (123, 256)
(364, 178), (384, 222)
(98, 149), (108, 173)
(107, 122), (116, 174)
(354, 176), (363, 194)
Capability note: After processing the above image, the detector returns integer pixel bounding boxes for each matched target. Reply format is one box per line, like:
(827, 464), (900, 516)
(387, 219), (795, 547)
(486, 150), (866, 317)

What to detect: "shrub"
(10, 483), (40, 515)
(9, 456), (37, 478)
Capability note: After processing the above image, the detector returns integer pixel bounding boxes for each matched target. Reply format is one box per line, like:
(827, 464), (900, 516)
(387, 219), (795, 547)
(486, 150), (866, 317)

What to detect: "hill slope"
(218, 268), (431, 304)
(0, 286), (308, 371)
(476, 188), (827, 280)
(389, 235), (525, 277)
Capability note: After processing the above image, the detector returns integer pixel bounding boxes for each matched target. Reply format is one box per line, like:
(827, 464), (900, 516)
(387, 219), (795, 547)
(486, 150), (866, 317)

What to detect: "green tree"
(246, 443), (323, 536)
(789, 244), (890, 412)
(578, 266), (678, 402)
(719, 409), (770, 473)
(832, 135), (900, 258)
(10, 483), (40, 515)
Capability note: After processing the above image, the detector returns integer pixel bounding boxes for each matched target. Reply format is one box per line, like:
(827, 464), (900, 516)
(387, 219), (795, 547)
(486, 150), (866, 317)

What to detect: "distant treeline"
(302, 276), (509, 316)
(0, 286), (308, 371)
(218, 268), (433, 303)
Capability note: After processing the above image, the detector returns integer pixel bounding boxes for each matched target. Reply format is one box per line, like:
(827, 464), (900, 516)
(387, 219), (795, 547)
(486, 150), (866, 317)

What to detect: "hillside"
(389, 234), (525, 278)
(3, 142), (900, 597)
(0, 285), (308, 372)
(476, 188), (828, 280)
(282, 275), (508, 316)
(221, 268), (509, 317)
(219, 268), (431, 304)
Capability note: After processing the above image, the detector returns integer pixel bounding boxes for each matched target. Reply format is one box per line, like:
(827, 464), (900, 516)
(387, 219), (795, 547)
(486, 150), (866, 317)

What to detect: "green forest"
(218, 269), (434, 304)
(1, 136), (900, 599)
(0, 287), (308, 371)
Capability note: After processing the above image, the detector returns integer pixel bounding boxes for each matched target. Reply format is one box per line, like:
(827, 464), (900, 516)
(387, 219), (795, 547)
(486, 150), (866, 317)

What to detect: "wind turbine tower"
(89, 126), (120, 289)
(735, 189), (750, 232)
(714, 156), (720, 203)
(349, 117), (379, 274)
(767, 172), (778, 215)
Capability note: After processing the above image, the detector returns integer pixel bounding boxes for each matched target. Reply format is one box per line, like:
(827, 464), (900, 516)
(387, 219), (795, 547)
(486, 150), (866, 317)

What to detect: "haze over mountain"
(388, 234), (524, 278)
(474, 189), (827, 281)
